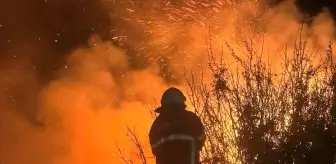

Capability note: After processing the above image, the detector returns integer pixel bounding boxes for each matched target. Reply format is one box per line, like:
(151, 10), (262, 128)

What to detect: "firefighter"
(149, 87), (206, 164)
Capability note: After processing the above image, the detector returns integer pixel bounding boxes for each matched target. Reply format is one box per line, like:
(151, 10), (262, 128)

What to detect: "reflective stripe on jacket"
(149, 109), (205, 164)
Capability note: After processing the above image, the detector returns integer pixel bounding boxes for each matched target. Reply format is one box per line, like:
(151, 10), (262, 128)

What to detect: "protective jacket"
(149, 108), (205, 164)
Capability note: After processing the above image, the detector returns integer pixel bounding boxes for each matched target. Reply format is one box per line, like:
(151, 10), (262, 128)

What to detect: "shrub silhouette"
(118, 29), (336, 164)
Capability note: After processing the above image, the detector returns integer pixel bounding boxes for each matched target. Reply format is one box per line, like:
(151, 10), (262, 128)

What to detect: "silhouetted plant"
(120, 28), (336, 164)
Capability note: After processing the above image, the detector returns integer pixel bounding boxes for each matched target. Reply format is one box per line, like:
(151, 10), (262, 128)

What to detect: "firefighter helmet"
(155, 87), (186, 113)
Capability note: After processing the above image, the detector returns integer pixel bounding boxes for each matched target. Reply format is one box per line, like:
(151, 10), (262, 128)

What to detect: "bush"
(119, 29), (336, 164)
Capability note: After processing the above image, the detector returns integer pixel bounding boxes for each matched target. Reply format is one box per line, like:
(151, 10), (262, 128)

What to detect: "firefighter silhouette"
(149, 87), (206, 164)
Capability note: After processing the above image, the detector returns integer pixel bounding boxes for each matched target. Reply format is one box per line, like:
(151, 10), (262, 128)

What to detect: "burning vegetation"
(0, 0), (336, 164)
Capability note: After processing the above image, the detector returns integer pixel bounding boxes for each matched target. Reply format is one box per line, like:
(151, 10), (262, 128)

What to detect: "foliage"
(119, 29), (336, 164)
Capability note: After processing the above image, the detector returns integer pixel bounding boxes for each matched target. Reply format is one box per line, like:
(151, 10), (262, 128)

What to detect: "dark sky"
(0, 0), (111, 83)
(0, 0), (335, 83)
(0, 0), (335, 127)
(296, 0), (336, 18)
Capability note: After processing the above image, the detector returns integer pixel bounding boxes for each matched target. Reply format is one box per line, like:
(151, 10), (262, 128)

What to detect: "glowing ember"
(0, 0), (335, 164)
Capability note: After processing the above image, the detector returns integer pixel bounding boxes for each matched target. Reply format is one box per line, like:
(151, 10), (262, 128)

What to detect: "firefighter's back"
(155, 139), (193, 164)
(150, 110), (202, 164)
(149, 87), (205, 164)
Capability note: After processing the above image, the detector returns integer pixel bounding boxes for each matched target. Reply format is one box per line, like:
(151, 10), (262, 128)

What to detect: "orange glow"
(0, 0), (335, 164)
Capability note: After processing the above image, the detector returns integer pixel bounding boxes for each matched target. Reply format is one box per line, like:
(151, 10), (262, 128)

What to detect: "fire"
(0, 0), (335, 164)
(39, 37), (163, 164)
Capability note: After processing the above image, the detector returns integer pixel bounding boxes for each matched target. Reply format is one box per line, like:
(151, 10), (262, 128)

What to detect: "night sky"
(0, 0), (335, 83)
(0, 0), (334, 130)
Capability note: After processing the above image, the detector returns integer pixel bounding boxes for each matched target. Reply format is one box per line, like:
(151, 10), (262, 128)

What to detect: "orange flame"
(0, 0), (335, 164)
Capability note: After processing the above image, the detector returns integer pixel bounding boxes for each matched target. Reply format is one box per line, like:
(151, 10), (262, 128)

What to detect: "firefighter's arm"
(149, 122), (158, 156)
(194, 115), (206, 151)
(196, 123), (206, 151)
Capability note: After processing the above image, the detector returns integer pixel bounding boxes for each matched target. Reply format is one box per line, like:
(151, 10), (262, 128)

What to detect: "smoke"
(105, 0), (335, 78)
(39, 36), (164, 163)
(0, 35), (165, 163)
(0, 0), (335, 164)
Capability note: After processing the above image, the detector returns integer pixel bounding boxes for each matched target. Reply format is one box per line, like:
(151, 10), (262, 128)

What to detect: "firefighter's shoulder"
(184, 110), (201, 121)
(150, 114), (163, 130)
(183, 111), (203, 128)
